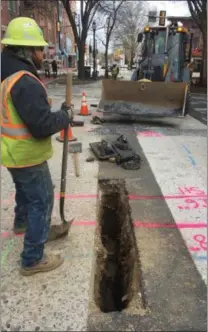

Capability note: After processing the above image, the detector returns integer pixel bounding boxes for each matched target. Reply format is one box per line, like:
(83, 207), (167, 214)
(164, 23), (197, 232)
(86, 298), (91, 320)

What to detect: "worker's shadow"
(101, 115), (177, 128)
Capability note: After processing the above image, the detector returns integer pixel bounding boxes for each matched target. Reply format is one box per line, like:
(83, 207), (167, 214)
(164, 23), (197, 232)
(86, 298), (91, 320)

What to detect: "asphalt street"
(189, 92), (207, 125)
(1, 79), (207, 331)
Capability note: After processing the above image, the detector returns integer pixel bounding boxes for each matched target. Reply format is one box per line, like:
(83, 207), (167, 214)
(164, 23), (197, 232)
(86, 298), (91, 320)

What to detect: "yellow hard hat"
(138, 78), (152, 82)
(1, 17), (48, 47)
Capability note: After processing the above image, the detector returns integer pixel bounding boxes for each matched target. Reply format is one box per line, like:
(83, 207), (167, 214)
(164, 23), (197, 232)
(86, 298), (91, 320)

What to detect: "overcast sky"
(76, 1), (190, 52)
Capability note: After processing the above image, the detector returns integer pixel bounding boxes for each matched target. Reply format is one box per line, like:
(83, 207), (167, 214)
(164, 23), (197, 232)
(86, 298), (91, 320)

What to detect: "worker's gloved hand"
(61, 102), (74, 122)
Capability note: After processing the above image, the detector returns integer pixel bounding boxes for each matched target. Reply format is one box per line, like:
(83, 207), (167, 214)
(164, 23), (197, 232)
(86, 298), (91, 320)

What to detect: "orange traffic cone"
(78, 92), (91, 116)
(56, 127), (77, 143)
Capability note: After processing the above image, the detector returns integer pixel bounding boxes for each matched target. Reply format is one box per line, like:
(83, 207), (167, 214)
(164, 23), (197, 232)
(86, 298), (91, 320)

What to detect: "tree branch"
(97, 35), (106, 47)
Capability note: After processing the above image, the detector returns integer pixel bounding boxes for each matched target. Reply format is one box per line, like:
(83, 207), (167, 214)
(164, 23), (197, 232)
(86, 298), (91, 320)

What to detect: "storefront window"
(8, 0), (16, 12)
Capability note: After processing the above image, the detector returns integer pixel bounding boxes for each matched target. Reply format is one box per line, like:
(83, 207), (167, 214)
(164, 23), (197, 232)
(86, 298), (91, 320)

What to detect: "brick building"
(1, 0), (77, 67)
(1, 0), (22, 35)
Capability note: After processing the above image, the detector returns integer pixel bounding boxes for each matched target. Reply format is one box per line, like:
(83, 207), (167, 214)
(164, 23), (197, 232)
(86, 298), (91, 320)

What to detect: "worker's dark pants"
(8, 161), (54, 267)
(52, 69), (57, 78)
(45, 70), (50, 78)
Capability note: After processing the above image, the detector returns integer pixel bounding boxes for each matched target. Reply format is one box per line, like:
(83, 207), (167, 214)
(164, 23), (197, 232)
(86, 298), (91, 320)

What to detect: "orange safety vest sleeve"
(3, 70), (70, 139)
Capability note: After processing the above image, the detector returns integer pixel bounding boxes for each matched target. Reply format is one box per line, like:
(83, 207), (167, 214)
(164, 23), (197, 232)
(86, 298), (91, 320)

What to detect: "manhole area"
(94, 179), (144, 313)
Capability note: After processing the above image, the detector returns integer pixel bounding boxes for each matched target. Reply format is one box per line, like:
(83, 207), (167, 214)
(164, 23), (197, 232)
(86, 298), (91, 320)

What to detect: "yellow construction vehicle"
(99, 19), (193, 118)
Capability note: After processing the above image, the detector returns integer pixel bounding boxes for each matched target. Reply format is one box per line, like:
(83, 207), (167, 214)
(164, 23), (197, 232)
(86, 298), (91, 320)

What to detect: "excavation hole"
(94, 179), (144, 313)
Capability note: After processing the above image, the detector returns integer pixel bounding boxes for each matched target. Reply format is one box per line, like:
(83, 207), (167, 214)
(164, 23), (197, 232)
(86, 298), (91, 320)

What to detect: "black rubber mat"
(89, 142), (117, 160)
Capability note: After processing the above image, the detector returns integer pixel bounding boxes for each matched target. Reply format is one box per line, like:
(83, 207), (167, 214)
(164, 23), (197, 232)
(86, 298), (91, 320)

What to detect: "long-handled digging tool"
(47, 73), (74, 242)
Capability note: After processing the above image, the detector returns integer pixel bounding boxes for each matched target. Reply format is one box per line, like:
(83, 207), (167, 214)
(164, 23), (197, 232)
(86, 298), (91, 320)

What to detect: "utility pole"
(57, 0), (61, 52)
(92, 21), (97, 79)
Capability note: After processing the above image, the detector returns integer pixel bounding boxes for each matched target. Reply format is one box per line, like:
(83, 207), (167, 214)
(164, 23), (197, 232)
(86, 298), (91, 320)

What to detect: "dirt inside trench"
(93, 179), (145, 313)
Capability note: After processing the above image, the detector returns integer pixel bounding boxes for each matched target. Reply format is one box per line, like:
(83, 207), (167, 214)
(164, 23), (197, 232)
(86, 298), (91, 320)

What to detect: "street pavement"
(1, 80), (207, 331)
(189, 92), (207, 125)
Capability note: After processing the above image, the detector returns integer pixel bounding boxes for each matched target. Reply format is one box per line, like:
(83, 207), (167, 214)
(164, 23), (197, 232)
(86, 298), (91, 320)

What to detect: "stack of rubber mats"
(89, 135), (141, 170)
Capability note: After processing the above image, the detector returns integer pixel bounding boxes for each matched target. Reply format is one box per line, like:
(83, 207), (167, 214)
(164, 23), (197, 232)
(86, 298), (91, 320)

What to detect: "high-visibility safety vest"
(112, 66), (118, 75)
(1, 70), (53, 168)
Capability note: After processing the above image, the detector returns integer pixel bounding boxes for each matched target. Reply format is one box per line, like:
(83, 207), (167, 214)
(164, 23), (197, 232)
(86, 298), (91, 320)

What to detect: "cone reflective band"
(159, 11), (166, 26)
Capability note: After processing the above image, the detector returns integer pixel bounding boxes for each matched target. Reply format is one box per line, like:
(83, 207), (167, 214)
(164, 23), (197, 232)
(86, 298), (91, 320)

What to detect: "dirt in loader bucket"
(99, 79), (188, 118)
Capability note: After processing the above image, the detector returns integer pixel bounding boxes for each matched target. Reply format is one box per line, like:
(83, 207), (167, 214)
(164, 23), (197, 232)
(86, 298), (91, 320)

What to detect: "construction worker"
(1, 17), (73, 276)
(111, 63), (119, 80)
(51, 58), (58, 78)
(43, 59), (51, 78)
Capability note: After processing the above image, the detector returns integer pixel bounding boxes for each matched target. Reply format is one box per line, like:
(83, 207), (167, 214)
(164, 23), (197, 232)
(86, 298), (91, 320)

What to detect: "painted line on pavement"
(1, 239), (16, 265)
(195, 108), (207, 111)
(182, 144), (197, 167)
(2, 193), (207, 205)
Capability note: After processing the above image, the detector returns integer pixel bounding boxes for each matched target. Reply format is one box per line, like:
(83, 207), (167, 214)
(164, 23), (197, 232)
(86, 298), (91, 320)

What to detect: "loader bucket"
(99, 80), (188, 118)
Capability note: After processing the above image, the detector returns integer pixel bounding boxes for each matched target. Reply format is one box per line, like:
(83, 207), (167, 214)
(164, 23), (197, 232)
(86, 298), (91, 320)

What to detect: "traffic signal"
(159, 11), (166, 26)
(89, 45), (92, 53)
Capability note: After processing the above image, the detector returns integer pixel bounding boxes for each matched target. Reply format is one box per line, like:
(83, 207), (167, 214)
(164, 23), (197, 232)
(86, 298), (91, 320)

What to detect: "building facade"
(1, 0), (76, 68)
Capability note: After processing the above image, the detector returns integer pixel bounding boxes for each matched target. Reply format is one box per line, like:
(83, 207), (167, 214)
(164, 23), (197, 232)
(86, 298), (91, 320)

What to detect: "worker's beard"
(14, 47), (40, 71)
(32, 57), (42, 70)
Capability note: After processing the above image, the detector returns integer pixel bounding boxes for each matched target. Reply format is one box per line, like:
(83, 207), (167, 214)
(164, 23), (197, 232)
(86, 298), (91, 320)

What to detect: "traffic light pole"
(92, 28), (96, 79)
(57, 0), (61, 52)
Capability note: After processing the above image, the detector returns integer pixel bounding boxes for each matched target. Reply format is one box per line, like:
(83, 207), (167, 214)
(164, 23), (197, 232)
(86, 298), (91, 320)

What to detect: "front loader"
(99, 20), (193, 118)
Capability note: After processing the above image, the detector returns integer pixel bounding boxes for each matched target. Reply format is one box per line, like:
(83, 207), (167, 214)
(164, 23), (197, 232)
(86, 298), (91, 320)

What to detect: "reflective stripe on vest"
(1, 70), (46, 139)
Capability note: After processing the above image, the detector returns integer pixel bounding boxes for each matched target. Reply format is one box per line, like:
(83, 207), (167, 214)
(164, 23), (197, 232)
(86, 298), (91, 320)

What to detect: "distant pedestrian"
(43, 60), (50, 78)
(52, 59), (58, 78)
(111, 63), (119, 80)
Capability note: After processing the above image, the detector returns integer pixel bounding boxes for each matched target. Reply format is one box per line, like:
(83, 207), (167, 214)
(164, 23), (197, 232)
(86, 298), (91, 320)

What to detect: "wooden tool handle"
(65, 73), (73, 107)
(73, 153), (80, 177)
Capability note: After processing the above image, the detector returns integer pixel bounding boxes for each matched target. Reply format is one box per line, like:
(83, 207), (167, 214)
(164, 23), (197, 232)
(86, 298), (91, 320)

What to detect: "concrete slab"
(87, 121), (207, 331)
(2, 227), (95, 331)
(1, 101), (99, 331)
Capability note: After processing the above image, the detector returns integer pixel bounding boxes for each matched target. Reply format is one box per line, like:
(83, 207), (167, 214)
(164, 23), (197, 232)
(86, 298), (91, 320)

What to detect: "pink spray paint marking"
(1, 221), (207, 239)
(2, 192), (208, 208)
(137, 130), (164, 137)
(189, 234), (207, 252)
(177, 187), (207, 211)
(178, 186), (207, 196)
(178, 198), (207, 210)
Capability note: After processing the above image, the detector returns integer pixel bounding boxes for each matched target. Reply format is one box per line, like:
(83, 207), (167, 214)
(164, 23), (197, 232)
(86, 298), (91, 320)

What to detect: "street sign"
(159, 11), (166, 26)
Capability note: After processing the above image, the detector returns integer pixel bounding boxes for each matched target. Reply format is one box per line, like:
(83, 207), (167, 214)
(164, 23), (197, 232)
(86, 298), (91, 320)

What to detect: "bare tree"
(113, 1), (147, 69)
(22, 0), (102, 78)
(96, 0), (125, 78)
(186, 0), (207, 86)
(60, 0), (101, 79)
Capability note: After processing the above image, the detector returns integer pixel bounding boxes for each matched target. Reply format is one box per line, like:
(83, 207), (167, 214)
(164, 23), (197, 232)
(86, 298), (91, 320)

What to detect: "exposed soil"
(93, 179), (144, 313)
